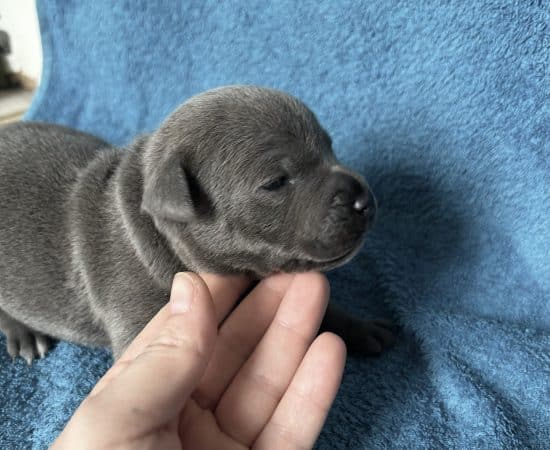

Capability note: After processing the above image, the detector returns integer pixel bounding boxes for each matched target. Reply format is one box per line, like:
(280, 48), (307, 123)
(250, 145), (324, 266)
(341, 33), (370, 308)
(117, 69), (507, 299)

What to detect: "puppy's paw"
(358, 319), (395, 355)
(338, 318), (396, 356)
(5, 325), (51, 364)
(322, 304), (396, 356)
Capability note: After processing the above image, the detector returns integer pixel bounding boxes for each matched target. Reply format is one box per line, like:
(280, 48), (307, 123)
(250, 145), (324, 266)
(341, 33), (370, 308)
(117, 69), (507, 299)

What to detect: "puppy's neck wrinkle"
(114, 137), (184, 289)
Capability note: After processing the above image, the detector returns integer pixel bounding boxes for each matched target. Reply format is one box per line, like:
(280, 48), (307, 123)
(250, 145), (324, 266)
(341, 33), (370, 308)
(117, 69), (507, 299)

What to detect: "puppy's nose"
(330, 171), (375, 215)
(353, 190), (371, 212)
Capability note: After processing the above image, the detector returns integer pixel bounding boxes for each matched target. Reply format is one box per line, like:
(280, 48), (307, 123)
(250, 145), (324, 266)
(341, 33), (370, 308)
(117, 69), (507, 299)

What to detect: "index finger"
(200, 273), (252, 323)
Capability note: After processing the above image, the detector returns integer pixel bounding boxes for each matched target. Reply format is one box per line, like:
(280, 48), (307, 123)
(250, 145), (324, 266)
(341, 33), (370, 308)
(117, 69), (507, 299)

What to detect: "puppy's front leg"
(108, 320), (149, 360)
(106, 302), (165, 360)
(321, 302), (395, 355)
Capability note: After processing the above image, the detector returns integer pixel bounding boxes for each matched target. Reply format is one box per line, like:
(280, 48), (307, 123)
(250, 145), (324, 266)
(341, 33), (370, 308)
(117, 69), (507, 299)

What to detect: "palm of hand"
(54, 273), (345, 450)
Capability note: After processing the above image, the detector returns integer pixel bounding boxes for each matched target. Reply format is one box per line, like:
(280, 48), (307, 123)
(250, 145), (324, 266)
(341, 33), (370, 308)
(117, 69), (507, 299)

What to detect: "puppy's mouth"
(311, 246), (357, 264)
(279, 238), (366, 273)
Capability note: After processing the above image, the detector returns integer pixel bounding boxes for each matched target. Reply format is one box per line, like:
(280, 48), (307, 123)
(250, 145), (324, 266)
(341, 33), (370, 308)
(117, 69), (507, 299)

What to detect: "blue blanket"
(1, 1), (549, 448)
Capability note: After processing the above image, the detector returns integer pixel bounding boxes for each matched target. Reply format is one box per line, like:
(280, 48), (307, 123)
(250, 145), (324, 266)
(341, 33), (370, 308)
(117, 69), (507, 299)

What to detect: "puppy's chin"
(277, 236), (366, 274)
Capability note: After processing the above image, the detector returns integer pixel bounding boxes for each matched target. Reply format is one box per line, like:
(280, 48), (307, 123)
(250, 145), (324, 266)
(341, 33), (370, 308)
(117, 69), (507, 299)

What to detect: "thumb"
(95, 272), (217, 426)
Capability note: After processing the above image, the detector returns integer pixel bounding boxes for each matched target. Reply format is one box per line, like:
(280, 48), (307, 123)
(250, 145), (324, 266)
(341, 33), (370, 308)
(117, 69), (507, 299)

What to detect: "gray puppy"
(0, 85), (393, 363)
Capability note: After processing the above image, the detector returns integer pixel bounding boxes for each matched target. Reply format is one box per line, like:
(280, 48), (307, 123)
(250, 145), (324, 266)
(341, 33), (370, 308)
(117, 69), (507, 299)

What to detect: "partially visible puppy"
(0, 85), (393, 362)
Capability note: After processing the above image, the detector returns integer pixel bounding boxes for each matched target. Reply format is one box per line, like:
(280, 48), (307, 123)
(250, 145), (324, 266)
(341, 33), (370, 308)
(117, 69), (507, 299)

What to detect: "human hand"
(52, 272), (346, 449)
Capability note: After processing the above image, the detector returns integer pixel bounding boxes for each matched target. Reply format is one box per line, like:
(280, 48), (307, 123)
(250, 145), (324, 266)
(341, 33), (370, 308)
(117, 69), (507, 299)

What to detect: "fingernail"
(170, 272), (195, 314)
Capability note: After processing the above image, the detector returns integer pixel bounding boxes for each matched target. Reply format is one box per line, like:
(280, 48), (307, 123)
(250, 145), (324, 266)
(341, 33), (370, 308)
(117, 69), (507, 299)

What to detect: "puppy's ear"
(141, 157), (199, 222)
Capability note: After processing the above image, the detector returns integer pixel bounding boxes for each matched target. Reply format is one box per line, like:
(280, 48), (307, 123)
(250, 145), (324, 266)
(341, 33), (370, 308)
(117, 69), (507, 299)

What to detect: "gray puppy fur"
(0, 85), (393, 363)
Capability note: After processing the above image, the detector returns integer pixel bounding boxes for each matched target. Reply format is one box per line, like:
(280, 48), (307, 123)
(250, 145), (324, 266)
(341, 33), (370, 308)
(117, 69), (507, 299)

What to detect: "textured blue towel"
(0, 1), (549, 448)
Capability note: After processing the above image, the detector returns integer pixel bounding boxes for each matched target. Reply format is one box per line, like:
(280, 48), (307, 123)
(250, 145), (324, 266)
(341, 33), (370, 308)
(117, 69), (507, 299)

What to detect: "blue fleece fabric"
(0, 1), (548, 448)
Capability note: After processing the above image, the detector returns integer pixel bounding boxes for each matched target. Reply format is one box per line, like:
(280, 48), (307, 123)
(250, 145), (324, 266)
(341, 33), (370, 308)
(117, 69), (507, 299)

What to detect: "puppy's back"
(0, 122), (109, 339)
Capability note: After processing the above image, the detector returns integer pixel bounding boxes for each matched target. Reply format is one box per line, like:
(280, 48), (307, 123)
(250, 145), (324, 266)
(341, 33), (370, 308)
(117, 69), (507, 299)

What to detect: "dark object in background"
(0, 29), (21, 90)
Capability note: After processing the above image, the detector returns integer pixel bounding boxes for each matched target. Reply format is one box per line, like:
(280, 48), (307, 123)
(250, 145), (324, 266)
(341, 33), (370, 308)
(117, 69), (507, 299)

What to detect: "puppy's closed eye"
(261, 175), (290, 192)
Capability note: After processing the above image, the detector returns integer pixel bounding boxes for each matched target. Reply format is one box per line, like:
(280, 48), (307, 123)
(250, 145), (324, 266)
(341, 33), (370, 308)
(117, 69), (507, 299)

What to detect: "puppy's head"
(141, 86), (376, 276)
